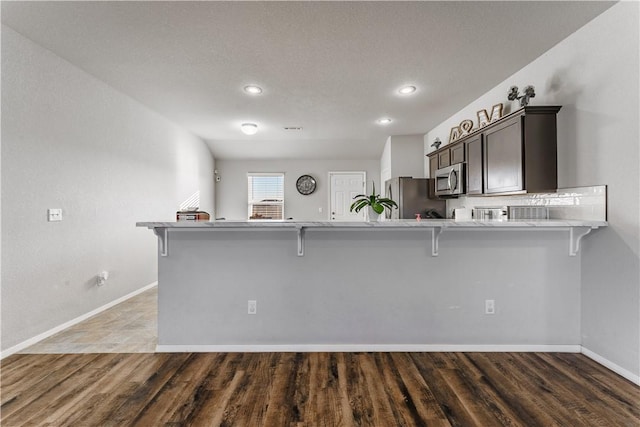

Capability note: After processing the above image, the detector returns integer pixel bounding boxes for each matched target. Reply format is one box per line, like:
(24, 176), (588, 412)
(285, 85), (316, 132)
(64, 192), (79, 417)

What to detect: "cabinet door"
(483, 116), (523, 194)
(438, 149), (451, 168)
(429, 155), (439, 179)
(451, 143), (465, 165)
(466, 135), (483, 195)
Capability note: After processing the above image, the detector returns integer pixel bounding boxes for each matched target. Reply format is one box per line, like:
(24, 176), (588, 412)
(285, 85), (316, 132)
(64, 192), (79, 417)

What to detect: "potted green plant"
(350, 181), (398, 221)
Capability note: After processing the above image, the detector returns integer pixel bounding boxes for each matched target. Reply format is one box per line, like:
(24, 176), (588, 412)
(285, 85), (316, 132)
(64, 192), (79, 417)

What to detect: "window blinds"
(247, 173), (284, 220)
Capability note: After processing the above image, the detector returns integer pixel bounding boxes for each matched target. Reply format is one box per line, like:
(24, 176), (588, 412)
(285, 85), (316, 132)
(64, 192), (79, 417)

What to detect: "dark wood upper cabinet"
(427, 106), (561, 197)
(483, 116), (523, 194)
(429, 155), (439, 179)
(450, 143), (465, 165)
(438, 149), (451, 168)
(483, 106), (560, 194)
(430, 141), (463, 174)
(466, 134), (483, 195)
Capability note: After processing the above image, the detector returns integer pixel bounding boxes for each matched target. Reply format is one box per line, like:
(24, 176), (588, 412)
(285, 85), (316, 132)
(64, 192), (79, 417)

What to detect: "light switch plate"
(48, 208), (62, 222)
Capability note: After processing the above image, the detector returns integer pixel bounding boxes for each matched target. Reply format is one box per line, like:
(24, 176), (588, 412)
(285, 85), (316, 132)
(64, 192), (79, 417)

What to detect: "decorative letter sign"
(448, 103), (504, 144)
(449, 126), (461, 143)
(477, 103), (504, 128)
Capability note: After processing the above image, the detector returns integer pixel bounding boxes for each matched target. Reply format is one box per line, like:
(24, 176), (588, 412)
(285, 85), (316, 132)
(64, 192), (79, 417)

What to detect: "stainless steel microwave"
(435, 163), (465, 197)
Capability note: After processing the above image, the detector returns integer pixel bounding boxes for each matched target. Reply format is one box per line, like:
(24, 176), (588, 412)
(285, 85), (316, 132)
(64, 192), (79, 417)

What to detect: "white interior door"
(329, 172), (366, 221)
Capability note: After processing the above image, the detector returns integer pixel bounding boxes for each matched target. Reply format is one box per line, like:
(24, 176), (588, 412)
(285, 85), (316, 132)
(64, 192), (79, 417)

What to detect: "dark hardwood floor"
(1, 352), (639, 426)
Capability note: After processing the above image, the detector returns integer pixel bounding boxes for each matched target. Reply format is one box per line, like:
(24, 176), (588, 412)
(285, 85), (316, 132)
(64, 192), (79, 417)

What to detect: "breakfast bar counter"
(138, 219), (607, 257)
(138, 219), (605, 352)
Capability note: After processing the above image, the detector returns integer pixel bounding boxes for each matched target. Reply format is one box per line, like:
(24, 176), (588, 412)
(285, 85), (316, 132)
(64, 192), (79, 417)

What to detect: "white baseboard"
(155, 344), (582, 353)
(581, 346), (640, 386)
(1, 282), (158, 359)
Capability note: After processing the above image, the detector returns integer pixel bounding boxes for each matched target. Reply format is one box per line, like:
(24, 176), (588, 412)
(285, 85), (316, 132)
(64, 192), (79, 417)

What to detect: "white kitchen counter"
(137, 219), (607, 257)
(137, 219), (607, 228)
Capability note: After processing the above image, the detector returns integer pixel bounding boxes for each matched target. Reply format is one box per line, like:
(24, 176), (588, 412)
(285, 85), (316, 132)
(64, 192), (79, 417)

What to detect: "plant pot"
(367, 206), (381, 222)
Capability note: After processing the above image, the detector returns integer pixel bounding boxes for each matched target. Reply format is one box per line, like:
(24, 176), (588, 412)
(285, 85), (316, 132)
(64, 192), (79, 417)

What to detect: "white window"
(247, 173), (285, 220)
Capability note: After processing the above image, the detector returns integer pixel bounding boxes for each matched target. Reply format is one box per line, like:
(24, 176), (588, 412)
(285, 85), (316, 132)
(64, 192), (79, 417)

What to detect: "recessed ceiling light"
(398, 85), (417, 95)
(244, 85), (263, 95)
(377, 118), (392, 125)
(241, 123), (258, 135)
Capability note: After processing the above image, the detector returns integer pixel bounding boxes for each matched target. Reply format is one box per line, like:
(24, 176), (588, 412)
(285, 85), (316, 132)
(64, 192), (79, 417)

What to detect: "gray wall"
(159, 229), (580, 347)
(215, 159), (380, 221)
(425, 2), (639, 377)
(1, 25), (215, 351)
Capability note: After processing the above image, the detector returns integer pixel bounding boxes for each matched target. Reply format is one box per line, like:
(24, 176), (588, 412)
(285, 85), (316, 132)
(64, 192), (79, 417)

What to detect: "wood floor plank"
(359, 353), (400, 425)
(388, 353), (450, 426)
(2, 353), (121, 426)
(521, 353), (638, 426)
(1, 353), (103, 421)
(343, 352), (378, 425)
(231, 352), (279, 425)
(39, 353), (154, 426)
(2, 352), (639, 427)
(180, 353), (246, 425)
(469, 353), (574, 426)
(410, 353), (481, 427)
(262, 353), (305, 425)
(129, 353), (216, 426)
(107, 353), (192, 425)
(333, 352), (357, 427)
(1, 353), (69, 399)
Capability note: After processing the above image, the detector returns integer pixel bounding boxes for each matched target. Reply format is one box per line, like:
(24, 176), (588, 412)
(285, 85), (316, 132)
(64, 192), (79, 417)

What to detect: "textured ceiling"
(1, 1), (615, 159)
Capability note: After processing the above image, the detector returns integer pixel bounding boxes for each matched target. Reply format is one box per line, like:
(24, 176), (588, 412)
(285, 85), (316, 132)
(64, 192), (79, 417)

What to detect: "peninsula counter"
(137, 219), (606, 352)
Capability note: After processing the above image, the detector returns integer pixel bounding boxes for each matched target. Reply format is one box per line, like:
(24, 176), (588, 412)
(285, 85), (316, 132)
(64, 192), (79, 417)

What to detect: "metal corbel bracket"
(569, 226), (594, 256)
(431, 227), (443, 256)
(297, 226), (305, 257)
(154, 227), (168, 257)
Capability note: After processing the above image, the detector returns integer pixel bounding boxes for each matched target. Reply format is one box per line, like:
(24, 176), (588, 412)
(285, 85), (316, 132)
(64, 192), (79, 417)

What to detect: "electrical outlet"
(97, 271), (109, 286)
(485, 299), (495, 315)
(248, 300), (257, 315)
(48, 208), (62, 222)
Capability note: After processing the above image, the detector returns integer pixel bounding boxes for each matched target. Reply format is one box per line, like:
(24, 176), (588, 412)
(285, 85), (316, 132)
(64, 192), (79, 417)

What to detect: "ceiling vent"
(284, 127), (303, 131)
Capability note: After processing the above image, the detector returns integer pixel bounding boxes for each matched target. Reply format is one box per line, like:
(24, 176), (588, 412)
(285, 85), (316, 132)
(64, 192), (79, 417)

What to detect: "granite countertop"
(137, 219), (608, 229)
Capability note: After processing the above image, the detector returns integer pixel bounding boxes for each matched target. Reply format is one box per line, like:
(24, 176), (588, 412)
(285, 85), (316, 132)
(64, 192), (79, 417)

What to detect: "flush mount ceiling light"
(398, 85), (417, 95)
(377, 118), (392, 125)
(241, 123), (258, 135)
(244, 85), (263, 95)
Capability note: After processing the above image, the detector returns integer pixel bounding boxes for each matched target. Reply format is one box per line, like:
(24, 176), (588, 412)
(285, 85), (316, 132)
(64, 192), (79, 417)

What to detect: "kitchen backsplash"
(446, 185), (607, 221)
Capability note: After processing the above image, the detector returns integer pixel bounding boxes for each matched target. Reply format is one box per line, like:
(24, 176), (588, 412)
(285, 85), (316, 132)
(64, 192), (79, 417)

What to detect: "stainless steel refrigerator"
(384, 177), (446, 220)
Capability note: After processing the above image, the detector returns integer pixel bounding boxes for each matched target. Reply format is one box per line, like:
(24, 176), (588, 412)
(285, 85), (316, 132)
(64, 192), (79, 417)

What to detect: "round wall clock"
(296, 174), (317, 195)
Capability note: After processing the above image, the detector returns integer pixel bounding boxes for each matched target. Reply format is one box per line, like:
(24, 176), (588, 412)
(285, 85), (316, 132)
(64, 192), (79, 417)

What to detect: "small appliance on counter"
(507, 206), (549, 220)
(453, 208), (472, 220)
(472, 207), (507, 220)
(176, 210), (211, 221)
(384, 177), (446, 220)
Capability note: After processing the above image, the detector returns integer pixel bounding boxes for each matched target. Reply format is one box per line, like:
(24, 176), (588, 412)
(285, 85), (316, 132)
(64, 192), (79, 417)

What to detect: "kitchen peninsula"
(138, 219), (605, 352)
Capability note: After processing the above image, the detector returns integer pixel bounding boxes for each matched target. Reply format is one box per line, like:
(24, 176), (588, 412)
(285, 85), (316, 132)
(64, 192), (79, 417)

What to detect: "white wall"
(1, 25), (215, 352)
(215, 159), (379, 221)
(380, 137), (392, 186)
(380, 135), (425, 187)
(390, 135), (425, 179)
(424, 3), (640, 378)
